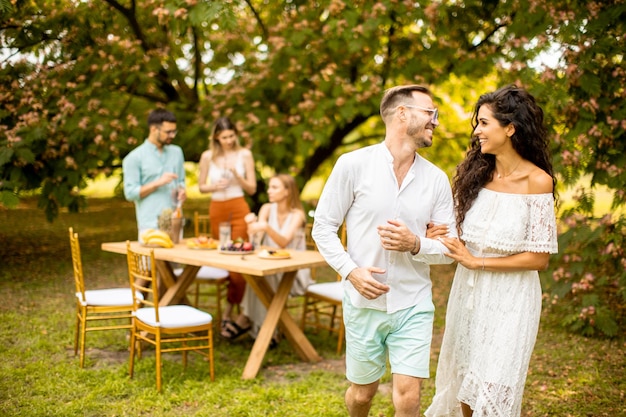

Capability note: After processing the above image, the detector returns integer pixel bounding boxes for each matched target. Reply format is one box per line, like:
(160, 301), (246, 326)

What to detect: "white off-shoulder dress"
(425, 189), (558, 417)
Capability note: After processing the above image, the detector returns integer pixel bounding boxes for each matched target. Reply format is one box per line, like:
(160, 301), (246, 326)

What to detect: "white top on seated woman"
(221, 174), (313, 341)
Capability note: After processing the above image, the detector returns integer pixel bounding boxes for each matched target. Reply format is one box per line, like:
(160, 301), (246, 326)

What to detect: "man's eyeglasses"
(158, 128), (178, 137)
(397, 104), (439, 124)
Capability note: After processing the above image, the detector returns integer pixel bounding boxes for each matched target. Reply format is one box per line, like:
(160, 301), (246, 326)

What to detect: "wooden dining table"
(101, 240), (328, 379)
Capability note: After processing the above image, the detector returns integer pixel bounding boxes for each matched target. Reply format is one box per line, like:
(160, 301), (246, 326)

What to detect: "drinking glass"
(219, 222), (232, 248)
(251, 232), (264, 249)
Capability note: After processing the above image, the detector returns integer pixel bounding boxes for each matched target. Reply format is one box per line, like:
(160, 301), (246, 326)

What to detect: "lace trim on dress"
(461, 190), (558, 254)
(458, 373), (515, 417)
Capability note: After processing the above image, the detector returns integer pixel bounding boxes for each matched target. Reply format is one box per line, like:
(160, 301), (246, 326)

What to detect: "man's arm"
(311, 155), (358, 280)
(411, 174), (458, 264)
(122, 152), (176, 201)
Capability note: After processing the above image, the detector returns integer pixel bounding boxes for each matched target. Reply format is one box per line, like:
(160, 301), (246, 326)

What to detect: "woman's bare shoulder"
(239, 147), (254, 159)
(200, 150), (213, 161)
(527, 166), (553, 194)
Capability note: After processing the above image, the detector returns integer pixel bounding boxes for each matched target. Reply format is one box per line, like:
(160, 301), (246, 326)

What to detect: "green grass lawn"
(0, 197), (624, 416)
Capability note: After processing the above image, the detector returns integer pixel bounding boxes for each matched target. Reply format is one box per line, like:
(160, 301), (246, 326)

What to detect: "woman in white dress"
(424, 85), (558, 417)
(221, 174), (313, 342)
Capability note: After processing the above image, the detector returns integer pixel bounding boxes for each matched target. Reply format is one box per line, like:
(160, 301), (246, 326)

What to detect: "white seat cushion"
(173, 266), (229, 281)
(135, 305), (213, 328)
(77, 288), (142, 307)
(306, 281), (343, 302)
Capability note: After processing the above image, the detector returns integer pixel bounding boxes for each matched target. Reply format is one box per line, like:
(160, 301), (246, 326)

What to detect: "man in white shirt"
(312, 85), (457, 417)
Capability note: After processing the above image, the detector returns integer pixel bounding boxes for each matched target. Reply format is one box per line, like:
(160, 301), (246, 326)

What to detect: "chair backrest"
(69, 227), (87, 302)
(304, 223), (316, 250)
(194, 212), (211, 237)
(305, 223), (346, 247)
(305, 222), (347, 282)
(126, 241), (159, 318)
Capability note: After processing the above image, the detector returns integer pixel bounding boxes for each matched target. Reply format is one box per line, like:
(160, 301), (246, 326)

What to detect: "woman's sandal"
(221, 320), (251, 340)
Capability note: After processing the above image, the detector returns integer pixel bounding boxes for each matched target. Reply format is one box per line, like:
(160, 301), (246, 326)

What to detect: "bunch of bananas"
(140, 229), (174, 248)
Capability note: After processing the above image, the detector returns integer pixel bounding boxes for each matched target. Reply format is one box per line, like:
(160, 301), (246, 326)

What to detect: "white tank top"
(208, 151), (246, 201)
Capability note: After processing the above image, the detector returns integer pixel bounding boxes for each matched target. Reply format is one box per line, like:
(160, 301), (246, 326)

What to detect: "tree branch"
(243, 0), (268, 39)
(300, 113), (374, 180)
(103, 0), (153, 52)
(192, 26), (201, 98)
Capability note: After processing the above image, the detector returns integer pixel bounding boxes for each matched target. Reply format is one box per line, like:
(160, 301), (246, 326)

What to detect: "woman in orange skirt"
(198, 117), (257, 330)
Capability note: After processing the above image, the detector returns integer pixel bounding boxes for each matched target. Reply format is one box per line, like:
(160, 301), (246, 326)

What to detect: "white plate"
(218, 249), (255, 255)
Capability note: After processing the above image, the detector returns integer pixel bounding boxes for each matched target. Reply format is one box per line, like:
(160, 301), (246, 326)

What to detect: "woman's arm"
(267, 209), (304, 248)
(234, 149), (257, 195)
(250, 207), (304, 249)
(198, 151), (213, 194)
(440, 236), (551, 271)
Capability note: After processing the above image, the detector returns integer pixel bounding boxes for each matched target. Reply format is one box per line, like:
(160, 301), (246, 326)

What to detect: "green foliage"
(2, 0), (626, 340)
(542, 212), (626, 337)
(2, 0), (622, 222)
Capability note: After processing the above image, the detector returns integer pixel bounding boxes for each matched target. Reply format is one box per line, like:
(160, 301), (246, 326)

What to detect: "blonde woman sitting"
(221, 174), (313, 343)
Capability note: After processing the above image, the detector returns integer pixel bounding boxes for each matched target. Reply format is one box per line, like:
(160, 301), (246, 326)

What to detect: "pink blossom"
(65, 156), (78, 170)
(246, 113), (260, 125)
(78, 117), (89, 130)
(174, 8), (187, 19)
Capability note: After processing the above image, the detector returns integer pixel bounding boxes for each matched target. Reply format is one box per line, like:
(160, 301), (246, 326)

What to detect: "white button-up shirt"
(312, 142), (457, 313)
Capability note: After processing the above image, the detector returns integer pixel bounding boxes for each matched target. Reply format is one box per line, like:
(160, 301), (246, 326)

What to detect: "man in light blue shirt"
(312, 85), (457, 417)
(123, 109), (186, 240)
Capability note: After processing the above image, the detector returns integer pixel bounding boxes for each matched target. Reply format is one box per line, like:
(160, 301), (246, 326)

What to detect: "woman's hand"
(426, 222), (449, 239)
(247, 221), (267, 235)
(439, 237), (482, 270)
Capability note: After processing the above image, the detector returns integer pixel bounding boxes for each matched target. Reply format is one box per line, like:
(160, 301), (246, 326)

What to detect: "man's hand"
(159, 172), (178, 187)
(376, 219), (417, 252)
(347, 267), (390, 300)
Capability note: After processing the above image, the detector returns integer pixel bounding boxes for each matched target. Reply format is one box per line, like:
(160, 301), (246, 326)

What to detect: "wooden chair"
(300, 223), (346, 354)
(173, 211), (229, 320)
(126, 241), (215, 392)
(69, 227), (138, 368)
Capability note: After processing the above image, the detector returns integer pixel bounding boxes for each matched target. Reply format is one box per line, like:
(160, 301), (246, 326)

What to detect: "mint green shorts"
(343, 296), (435, 385)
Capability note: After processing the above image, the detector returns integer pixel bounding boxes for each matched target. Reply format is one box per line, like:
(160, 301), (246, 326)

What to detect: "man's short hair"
(147, 109), (177, 126)
(380, 85), (433, 123)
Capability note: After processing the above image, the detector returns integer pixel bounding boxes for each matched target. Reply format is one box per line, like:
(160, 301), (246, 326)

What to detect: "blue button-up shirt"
(312, 142), (456, 313)
(122, 139), (186, 232)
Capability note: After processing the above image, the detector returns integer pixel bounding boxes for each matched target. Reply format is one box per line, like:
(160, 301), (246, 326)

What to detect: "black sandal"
(221, 320), (251, 340)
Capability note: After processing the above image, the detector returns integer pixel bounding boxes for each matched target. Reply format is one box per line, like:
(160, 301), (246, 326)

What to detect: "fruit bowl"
(219, 239), (255, 254)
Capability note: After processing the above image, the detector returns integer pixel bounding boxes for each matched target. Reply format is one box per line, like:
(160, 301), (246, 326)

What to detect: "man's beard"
(407, 120), (432, 149)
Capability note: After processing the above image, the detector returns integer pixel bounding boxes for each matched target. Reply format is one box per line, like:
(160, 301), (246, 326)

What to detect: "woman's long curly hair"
(452, 84), (556, 230)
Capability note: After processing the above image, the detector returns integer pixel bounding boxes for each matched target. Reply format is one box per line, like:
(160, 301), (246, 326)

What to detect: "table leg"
(241, 272), (321, 379)
(157, 261), (198, 306)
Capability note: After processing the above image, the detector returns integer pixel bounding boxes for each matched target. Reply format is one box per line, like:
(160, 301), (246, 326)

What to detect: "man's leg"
(392, 374), (423, 416)
(345, 381), (379, 417)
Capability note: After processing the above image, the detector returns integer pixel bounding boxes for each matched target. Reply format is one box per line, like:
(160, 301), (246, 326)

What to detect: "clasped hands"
(427, 223), (477, 270)
(348, 220), (475, 300)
